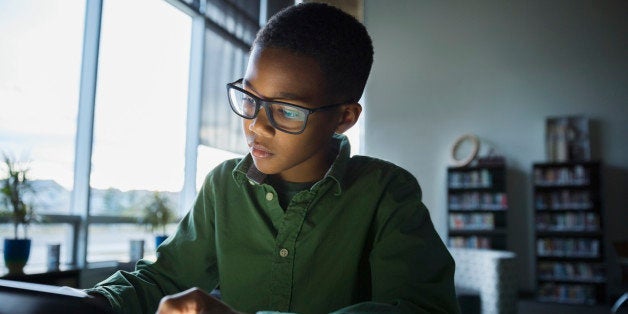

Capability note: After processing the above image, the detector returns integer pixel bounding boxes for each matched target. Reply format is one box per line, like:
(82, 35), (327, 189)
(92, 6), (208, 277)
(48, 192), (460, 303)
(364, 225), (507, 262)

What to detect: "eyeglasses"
(226, 79), (345, 134)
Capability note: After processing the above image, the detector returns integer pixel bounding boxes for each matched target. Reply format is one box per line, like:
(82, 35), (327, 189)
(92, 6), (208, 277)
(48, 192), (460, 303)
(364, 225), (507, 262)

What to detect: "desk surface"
(1, 268), (81, 288)
(0, 279), (113, 314)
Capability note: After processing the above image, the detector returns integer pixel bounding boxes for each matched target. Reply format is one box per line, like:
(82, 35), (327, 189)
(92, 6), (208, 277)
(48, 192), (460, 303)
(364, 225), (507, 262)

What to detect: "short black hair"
(253, 2), (374, 103)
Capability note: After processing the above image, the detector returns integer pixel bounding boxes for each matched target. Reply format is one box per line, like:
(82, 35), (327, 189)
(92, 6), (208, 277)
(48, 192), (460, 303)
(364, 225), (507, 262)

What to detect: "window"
(0, 0), (84, 213)
(87, 0), (191, 263)
(0, 0), (85, 271)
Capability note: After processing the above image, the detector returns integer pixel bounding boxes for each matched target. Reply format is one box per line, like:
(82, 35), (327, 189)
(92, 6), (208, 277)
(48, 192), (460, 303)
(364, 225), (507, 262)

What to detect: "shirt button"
(266, 192), (274, 201)
(279, 248), (289, 258)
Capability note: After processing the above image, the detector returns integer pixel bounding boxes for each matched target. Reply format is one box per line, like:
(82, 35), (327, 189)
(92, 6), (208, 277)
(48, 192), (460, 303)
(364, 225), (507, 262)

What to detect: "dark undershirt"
(266, 175), (315, 210)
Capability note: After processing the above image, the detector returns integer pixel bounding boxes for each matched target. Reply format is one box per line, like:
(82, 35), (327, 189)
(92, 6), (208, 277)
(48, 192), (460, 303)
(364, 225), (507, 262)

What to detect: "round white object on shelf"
(451, 134), (480, 167)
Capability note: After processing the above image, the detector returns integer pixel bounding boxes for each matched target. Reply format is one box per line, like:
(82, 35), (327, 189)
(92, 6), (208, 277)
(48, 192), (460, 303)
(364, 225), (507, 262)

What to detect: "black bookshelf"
(533, 161), (606, 305)
(447, 163), (508, 250)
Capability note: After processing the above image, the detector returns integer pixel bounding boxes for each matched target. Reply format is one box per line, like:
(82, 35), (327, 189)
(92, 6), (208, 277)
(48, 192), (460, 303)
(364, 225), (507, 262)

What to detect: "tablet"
(0, 279), (113, 314)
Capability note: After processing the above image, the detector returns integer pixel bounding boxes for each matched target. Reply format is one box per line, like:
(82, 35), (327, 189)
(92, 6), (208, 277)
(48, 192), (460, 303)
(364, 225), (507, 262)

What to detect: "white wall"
(363, 0), (628, 293)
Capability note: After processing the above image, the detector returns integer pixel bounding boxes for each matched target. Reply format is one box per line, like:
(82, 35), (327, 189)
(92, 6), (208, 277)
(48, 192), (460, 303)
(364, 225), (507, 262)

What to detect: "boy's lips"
(249, 143), (274, 158)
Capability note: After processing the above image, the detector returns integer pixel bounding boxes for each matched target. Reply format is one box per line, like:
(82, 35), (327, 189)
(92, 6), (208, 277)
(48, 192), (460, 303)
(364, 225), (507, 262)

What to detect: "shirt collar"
(232, 133), (352, 194)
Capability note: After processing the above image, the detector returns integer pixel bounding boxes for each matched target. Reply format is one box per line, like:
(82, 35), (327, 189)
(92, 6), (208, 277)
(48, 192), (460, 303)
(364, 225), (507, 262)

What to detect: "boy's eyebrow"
(243, 78), (307, 102)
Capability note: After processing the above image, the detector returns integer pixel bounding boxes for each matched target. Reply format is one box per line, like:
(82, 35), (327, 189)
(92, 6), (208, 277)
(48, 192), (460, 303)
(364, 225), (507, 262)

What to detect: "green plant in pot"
(142, 192), (175, 249)
(1, 154), (37, 275)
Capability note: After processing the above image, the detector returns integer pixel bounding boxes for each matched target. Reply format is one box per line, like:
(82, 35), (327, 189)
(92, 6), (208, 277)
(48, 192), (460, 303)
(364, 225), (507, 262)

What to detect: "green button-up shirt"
(87, 135), (459, 314)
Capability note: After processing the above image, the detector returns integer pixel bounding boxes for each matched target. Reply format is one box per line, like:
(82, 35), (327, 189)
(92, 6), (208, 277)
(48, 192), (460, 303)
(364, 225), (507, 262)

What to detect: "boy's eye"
(241, 96), (256, 115)
(277, 106), (305, 120)
(241, 95), (255, 105)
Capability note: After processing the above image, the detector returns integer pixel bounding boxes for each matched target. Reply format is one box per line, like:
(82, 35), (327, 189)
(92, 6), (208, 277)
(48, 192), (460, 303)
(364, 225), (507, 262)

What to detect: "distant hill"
(16, 180), (179, 216)
(28, 179), (71, 213)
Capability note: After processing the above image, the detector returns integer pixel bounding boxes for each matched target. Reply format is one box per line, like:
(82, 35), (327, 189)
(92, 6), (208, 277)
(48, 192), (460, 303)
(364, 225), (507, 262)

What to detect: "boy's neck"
(275, 142), (337, 183)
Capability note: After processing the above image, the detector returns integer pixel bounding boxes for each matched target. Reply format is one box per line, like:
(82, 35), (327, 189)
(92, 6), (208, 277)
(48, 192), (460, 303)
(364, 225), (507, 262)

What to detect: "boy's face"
(241, 47), (344, 182)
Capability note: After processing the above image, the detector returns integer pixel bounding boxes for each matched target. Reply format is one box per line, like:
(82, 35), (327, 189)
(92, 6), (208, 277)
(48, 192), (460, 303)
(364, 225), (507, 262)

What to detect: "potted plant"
(0, 154), (37, 275)
(142, 192), (175, 249)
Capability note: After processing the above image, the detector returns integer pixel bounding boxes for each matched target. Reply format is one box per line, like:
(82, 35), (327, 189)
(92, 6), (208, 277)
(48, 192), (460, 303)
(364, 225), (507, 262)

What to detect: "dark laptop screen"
(0, 279), (113, 314)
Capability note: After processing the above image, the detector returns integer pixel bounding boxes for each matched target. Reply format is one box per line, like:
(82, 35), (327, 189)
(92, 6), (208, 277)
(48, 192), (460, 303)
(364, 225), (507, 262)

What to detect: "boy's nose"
(248, 107), (274, 136)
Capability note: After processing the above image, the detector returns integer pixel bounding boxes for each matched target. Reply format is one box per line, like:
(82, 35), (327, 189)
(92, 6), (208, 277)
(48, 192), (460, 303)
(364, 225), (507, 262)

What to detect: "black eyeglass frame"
(226, 78), (347, 135)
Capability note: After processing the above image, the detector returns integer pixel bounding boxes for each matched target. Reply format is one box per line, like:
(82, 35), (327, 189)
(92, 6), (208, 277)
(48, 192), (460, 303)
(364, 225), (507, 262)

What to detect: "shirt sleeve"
(84, 177), (219, 314)
(332, 170), (461, 314)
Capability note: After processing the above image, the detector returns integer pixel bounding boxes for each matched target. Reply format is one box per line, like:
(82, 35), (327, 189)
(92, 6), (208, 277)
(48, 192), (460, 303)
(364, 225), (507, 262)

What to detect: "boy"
(87, 3), (459, 314)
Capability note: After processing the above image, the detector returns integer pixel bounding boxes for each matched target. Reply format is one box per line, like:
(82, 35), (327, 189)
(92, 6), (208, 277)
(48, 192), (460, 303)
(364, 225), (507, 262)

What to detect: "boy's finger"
(157, 288), (209, 313)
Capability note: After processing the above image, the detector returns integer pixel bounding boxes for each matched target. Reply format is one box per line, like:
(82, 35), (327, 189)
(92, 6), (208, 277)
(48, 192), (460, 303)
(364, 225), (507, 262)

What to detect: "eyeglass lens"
(228, 87), (308, 133)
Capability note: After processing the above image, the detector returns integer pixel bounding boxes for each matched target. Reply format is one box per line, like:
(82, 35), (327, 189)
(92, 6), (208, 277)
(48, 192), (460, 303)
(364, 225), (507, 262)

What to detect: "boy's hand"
(156, 287), (240, 314)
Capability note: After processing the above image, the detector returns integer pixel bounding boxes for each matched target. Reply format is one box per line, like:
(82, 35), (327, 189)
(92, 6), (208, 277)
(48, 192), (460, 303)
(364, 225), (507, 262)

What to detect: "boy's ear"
(335, 103), (362, 134)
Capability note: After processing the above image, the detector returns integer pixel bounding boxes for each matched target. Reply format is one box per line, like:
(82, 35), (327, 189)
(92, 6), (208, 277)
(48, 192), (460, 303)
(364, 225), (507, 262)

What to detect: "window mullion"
(181, 2), (207, 214)
(70, 0), (103, 269)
